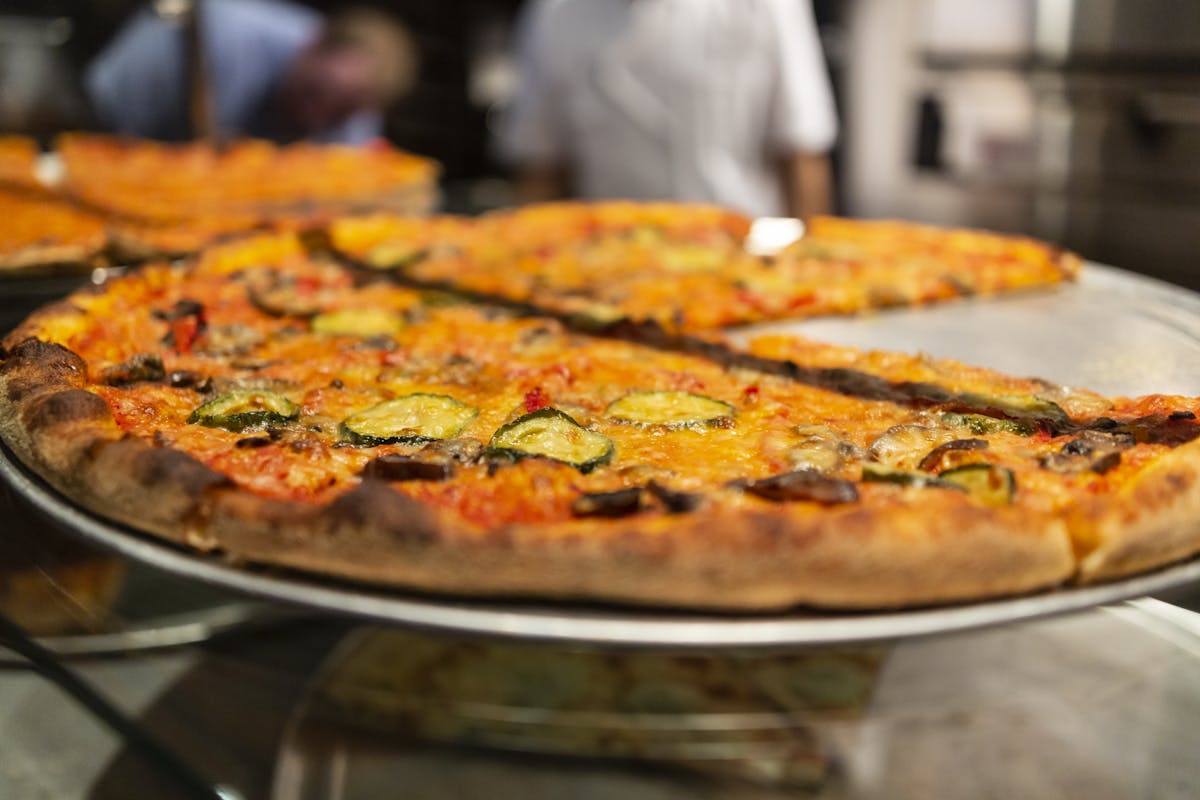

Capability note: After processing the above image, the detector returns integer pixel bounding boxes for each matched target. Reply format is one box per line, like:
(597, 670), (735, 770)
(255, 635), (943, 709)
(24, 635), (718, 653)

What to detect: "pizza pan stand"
(4, 263), (1200, 648)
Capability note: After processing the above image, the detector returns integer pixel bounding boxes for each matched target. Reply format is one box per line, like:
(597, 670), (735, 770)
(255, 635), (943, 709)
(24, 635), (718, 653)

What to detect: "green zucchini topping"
(187, 390), (299, 432)
(940, 412), (1036, 436)
(487, 408), (614, 473)
(938, 464), (1017, 506)
(340, 394), (478, 446)
(661, 244), (727, 273)
(861, 462), (959, 490)
(955, 392), (1070, 428)
(565, 302), (627, 331)
(366, 243), (429, 270)
(311, 309), (405, 337)
(606, 390), (734, 429)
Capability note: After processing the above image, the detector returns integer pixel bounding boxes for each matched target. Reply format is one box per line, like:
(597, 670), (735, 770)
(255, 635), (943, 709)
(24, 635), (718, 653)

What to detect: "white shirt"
(498, 0), (838, 217)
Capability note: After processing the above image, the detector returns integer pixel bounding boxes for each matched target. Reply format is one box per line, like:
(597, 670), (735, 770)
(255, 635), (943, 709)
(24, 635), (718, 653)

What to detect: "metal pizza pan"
(2, 262), (1200, 648)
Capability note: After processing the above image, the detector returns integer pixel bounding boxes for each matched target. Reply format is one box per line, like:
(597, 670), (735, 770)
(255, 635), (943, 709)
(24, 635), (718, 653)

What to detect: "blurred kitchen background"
(1, 0), (1198, 287)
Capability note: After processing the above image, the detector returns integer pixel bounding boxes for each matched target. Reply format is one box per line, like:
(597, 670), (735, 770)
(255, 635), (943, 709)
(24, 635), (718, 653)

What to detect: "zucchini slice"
(366, 243), (429, 270)
(487, 408), (614, 473)
(187, 390), (299, 432)
(341, 394), (478, 446)
(940, 412), (1035, 437)
(661, 245), (727, 273)
(938, 464), (1016, 506)
(606, 390), (734, 429)
(311, 309), (405, 337)
(565, 302), (626, 332)
(861, 462), (959, 491)
(955, 392), (1070, 429)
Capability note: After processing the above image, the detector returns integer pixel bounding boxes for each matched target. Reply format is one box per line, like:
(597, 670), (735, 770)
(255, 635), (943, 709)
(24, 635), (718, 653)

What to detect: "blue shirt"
(86, 0), (380, 143)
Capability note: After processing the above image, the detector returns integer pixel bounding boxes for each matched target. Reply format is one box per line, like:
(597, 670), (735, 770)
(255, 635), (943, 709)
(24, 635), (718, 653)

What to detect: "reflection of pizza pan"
(271, 601), (1200, 799)
(3, 263), (1200, 647)
(270, 626), (885, 795)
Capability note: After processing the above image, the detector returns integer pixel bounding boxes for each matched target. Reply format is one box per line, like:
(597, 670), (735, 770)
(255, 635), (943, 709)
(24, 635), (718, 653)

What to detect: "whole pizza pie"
(3, 209), (1199, 611)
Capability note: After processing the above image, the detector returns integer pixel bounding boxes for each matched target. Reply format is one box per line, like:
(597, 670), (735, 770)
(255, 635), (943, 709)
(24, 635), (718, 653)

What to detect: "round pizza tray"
(3, 263), (1200, 648)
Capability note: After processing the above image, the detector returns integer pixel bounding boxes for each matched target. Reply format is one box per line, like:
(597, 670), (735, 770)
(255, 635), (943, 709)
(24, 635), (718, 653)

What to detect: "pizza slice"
(769, 216), (1081, 313)
(0, 135), (39, 188)
(57, 133), (439, 227)
(3, 232), (1199, 611)
(0, 186), (108, 273)
(333, 203), (1080, 333)
(747, 334), (1200, 583)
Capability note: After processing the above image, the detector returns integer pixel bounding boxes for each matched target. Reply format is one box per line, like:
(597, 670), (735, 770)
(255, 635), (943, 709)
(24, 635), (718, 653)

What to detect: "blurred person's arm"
(782, 151), (834, 220)
(767, 0), (838, 219)
(496, 0), (569, 202)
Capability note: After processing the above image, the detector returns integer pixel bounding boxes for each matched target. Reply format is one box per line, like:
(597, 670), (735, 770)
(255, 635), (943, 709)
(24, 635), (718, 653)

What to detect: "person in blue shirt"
(86, 0), (416, 144)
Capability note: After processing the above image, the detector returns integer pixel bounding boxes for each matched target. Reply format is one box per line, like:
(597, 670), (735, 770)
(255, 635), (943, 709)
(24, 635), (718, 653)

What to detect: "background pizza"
(330, 202), (1080, 333)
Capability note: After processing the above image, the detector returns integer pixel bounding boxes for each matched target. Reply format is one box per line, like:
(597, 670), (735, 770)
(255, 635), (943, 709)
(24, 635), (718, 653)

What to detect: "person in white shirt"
(497, 0), (838, 219)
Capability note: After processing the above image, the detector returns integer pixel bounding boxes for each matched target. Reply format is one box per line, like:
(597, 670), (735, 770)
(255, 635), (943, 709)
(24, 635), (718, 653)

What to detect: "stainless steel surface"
(742, 263), (1200, 396)
(3, 263), (1200, 646)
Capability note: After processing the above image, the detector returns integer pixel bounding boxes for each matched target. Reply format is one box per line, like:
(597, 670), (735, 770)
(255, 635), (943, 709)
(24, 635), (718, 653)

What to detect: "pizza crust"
(0, 243), (100, 274)
(1072, 438), (1200, 583)
(184, 482), (1074, 610)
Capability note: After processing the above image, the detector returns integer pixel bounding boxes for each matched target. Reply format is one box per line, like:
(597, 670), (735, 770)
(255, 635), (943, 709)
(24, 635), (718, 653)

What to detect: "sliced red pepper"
(524, 386), (550, 412)
(171, 316), (200, 354)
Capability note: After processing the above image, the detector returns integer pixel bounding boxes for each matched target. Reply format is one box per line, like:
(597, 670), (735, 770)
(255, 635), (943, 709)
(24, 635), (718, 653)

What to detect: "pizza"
(0, 134), (442, 272)
(57, 133), (439, 225)
(330, 203), (1080, 333)
(0, 186), (109, 273)
(0, 135), (38, 187)
(3, 223), (1200, 612)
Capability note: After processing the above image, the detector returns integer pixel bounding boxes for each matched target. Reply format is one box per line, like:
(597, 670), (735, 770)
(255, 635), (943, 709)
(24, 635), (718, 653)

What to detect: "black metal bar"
(0, 612), (236, 800)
